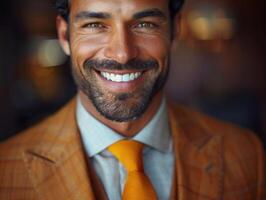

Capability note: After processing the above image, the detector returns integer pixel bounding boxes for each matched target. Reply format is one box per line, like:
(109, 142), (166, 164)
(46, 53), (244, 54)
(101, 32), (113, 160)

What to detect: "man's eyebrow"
(74, 11), (111, 22)
(133, 8), (167, 20)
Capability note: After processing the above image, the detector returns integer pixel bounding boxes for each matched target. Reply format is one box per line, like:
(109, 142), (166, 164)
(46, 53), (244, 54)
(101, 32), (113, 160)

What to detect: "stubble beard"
(71, 58), (169, 122)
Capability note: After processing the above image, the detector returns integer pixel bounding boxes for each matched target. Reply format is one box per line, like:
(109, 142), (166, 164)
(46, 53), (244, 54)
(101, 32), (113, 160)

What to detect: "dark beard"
(71, 58), (169, 122)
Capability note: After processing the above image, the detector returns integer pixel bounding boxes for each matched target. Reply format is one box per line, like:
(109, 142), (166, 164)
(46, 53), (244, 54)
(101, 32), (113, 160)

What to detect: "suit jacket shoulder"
(169, 103), (266, 199)
(0, 98), (80, 200)
(170, 103), (263, 150)
(176, 104), (265, 160)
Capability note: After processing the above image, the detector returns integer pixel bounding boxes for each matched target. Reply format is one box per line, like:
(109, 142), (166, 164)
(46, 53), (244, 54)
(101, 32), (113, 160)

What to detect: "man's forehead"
(69, 0), (169, 17)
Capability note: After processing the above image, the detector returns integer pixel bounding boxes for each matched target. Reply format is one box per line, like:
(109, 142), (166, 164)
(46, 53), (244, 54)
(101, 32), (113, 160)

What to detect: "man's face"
(65, 0), (172, 122)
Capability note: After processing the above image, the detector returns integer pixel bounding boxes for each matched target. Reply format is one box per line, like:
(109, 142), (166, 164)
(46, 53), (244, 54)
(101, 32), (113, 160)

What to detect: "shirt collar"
(133, 98), (171, 152)
(76, 96), (171, 157)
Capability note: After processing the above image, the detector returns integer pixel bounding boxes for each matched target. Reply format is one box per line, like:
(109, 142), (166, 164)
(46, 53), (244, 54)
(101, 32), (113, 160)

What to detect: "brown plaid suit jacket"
(0, 98), (265, 200)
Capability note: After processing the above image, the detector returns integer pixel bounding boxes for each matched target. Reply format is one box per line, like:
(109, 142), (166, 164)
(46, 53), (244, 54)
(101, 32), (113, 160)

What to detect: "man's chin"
(91, 92), (152, 122)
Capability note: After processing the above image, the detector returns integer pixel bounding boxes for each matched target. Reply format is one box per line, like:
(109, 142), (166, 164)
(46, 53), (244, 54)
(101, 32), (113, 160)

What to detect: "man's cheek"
(71, 37), (105, 63)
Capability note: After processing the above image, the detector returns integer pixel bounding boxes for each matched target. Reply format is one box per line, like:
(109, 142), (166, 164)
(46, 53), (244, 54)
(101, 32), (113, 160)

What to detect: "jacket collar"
(24, 97), (108, 200)
(26, 98), (81, 163)
(168, 102), (224, 199)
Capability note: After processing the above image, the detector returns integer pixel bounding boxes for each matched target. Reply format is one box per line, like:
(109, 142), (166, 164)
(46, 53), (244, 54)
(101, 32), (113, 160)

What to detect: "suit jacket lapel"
(24, 98), (108, 200)
(168, 104), (224, 200)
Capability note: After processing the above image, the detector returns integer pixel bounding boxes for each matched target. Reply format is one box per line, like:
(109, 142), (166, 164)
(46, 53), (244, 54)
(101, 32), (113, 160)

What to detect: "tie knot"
(108, 140), (144, 172)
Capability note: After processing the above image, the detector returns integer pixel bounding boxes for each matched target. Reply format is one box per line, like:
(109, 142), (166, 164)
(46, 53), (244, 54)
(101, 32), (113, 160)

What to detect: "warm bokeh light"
(187, 8), (235, 40)
(37, 39), (67, 67)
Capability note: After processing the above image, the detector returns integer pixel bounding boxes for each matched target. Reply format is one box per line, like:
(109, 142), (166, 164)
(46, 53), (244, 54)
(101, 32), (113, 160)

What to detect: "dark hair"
(54, 0), (185, 21)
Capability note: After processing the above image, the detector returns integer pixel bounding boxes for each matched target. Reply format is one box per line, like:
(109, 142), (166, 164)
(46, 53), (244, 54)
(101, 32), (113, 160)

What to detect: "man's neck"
(78, 90), (163, 137)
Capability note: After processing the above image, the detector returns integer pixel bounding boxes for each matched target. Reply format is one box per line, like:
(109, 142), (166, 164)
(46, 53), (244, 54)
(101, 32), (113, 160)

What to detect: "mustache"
(84, 58), (159, 71)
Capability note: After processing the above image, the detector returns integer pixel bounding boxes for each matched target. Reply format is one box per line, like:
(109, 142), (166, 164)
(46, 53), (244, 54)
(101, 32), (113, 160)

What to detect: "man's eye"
(83, 22), (106, 29)
(136, 22), (158, 29)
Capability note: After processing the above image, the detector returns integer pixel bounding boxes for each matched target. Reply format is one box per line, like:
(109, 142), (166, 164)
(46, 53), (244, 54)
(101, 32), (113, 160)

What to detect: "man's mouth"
(100, 71), (142, 82)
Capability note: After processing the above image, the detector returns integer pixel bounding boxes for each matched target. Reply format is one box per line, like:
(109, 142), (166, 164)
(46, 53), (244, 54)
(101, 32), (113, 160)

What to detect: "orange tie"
(108, 140), (157, 200)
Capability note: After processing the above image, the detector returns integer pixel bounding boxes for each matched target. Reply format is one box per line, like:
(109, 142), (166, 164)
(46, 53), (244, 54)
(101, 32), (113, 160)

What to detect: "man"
(0, 0), (265, 199)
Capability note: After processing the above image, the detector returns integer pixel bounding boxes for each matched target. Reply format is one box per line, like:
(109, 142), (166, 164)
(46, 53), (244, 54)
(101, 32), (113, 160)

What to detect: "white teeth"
(129, 73), (135, 80)
(122, 74), (130, 82)
(100, 72), (142, 82)
(110, 73), (115, 80)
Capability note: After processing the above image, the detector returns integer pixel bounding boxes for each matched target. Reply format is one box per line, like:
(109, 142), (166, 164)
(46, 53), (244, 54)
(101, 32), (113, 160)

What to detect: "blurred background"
(0, 0), (265, 147)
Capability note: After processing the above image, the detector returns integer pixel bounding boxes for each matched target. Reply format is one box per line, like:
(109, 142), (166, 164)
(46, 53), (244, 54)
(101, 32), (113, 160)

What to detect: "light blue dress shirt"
(76, 96), (174, 200)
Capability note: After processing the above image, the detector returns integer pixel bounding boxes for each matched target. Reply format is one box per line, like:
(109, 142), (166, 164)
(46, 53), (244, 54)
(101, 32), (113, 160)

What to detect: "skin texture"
(57, 0), (179, 136)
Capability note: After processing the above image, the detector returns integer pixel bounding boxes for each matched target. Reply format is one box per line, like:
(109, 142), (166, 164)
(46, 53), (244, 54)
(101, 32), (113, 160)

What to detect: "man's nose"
(104, 26), (138, 64)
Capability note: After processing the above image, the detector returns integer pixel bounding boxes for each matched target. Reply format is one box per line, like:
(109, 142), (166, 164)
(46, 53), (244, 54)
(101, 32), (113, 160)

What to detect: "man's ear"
(171, 14), (181, 45)
(56, 15), (70, 56)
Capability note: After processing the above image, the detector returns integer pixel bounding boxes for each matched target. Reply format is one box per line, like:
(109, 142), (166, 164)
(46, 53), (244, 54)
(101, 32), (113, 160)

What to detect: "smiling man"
(61, 0), (173, 134)
(0, 0), (265, 199)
